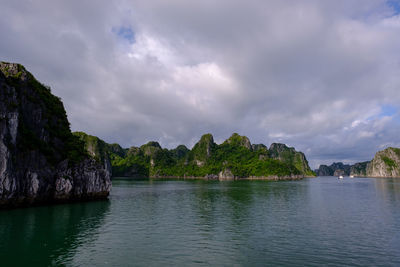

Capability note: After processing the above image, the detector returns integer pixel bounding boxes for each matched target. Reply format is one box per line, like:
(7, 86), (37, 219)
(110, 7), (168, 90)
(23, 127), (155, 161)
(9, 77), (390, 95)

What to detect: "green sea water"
(1, 177), (400, 266)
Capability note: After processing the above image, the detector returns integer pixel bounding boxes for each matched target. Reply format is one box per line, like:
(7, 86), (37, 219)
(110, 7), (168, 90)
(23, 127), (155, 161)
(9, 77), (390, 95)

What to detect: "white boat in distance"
(338, 175), (344, 179)
(350, 175), (354, 178)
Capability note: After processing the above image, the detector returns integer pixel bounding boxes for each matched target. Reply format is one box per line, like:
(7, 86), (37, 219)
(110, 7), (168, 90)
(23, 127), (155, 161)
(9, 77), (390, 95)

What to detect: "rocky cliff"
(315, 165), (333, 176)
(315, 162), (351, 176)
(269, 143), (315, 176)
(0, 62), (111, 208)
(191, 133), (217, 164)
(73, 132), (112, 177)
(316, 147), (400, 178)
(94, 132), (315, 179)
(224, 133), (252, 150)
(366, 147), (400, 177)
(350, 161), (369, 177)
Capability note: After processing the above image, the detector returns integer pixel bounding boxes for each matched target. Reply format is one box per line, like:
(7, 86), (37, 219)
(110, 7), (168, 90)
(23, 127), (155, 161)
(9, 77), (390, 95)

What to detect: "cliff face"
(95, 132), (315, 179)
(191, 133), (217, 163)
(315, 165), (333, 176)
(315, 162), (351, 176)
(224, 133), (252, 150)
(316, 148), (400, 178)
(269, 143), (315, 176)
(366, 148), (400, 177)
(350, 161), (369, 176)
(73, 132), (112, 177)
(0, 62), (111, 207)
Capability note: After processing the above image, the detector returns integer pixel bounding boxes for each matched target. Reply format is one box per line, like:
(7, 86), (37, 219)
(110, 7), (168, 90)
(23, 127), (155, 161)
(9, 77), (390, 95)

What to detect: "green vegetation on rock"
(269, 143), (315, 176)
(73, 132), (109, 164)
(0, 62), (315, 180)
(382, 156), (396, 169)
(0, 61), (111, 207)
(342, 147), (400, 178)
(350, 161), (369, 176)
(0, 62), (88, 166)
(77, 132), (316, 179)
(367, 147), (400, 177)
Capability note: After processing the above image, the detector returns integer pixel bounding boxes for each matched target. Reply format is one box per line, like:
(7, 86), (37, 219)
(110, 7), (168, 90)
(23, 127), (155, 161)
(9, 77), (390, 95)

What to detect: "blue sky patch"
(387, 0), (400, 15)
(379, 104), (400, 123)
(380, 104), (397, 117)
(112, 26), (135, 44)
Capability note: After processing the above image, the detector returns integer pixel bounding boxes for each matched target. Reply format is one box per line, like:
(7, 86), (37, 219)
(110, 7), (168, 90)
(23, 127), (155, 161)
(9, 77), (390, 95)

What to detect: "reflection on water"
(1, 177), (400, 266)
(374, 178), (400, 202)
(0, 200), (110, 266)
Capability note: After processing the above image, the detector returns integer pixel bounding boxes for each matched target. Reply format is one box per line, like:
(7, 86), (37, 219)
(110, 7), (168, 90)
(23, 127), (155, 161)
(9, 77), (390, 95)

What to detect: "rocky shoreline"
(128, 175), (305, 181)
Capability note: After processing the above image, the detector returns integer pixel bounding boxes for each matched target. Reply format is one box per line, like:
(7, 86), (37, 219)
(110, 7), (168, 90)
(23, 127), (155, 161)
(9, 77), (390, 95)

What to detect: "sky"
(1, 0), (400, 168)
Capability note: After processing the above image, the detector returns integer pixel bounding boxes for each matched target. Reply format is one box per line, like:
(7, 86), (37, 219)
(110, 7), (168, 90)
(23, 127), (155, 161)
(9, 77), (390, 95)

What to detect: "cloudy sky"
(1, 0), (400, 168)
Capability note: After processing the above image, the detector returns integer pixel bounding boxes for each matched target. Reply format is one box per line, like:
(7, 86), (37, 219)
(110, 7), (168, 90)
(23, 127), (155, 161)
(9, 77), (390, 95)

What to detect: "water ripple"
(1, 178), (400, 266)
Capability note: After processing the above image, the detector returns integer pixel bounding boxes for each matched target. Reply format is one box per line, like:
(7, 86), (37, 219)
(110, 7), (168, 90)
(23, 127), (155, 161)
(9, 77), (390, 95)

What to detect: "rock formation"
(91, 131), (315, 179)
(315, 162), (351, 176)
(350, 161), (369, 177)
(366, 147), (400, 177)
(269, 143), (315, 176)
(191, 134), (217, 162)
(224, 133), (252, 150)
(316, 147), (400, 178)
(0, 62), (111, 208)
(73, 132), (112, 177)
(218, 168), (235, 180)
(315, 165), (333, 176)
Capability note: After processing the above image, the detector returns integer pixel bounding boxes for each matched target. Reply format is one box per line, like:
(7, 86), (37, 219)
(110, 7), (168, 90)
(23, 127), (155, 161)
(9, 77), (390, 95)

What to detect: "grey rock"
(366, 148), (400, 177)
(225, 133), (252, 150)
(269, 143), (314, 175)
(316, 162), (351, 176)
(205, 174), (219, 180)
(252, 144), (267, 151)
(350, 161), (369, 176)
(0, 62), (111, 208)
(218, 169), (235, 180)
(333, 169), (345, 177)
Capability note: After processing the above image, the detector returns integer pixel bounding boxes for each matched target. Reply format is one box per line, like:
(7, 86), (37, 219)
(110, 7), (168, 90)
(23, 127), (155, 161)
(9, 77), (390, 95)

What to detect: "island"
(0, 62), (111, 208)
(74, 131), (316, 180)
(315, 147), (400, 178)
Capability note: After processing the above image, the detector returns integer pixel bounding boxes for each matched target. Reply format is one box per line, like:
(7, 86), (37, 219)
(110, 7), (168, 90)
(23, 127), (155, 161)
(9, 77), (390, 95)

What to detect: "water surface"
(1, 177), (400, 266)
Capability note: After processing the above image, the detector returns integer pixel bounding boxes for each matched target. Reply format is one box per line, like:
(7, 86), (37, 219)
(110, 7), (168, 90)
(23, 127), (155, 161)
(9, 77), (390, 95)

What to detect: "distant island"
(315, 147), (400, 178)
(74, 131), (316, 180)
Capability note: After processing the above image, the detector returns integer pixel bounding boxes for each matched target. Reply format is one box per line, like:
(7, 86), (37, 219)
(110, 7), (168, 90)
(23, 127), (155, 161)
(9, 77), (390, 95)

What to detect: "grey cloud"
(1, 0), (400, 168)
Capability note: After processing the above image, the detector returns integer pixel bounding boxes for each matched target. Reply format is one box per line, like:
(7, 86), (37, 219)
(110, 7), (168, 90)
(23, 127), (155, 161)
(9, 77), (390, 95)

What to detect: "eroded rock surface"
(0, 62), (111, 208)
(366, 148), (400, 177)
